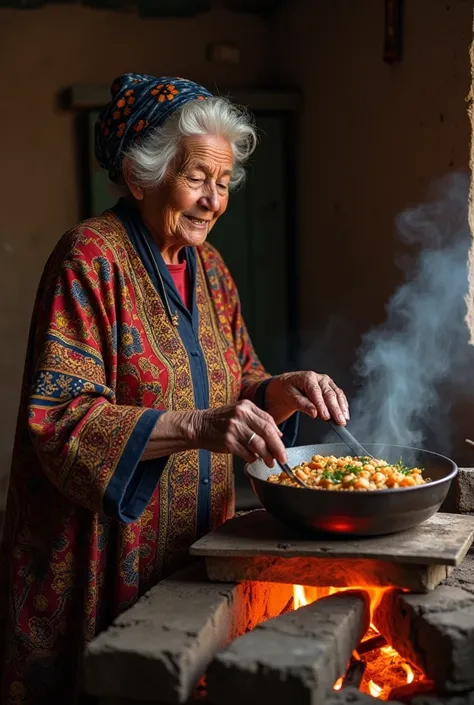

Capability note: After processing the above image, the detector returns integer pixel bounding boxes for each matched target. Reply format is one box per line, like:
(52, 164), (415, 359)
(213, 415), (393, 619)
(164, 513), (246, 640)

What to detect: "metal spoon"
(327, 420), (373, 458)
(275, 458), (309, 488)
(254, 447), (308, 488)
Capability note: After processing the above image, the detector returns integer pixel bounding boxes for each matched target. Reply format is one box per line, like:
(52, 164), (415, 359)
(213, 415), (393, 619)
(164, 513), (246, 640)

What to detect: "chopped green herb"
(322, 468), (347, 483)
(344, 464), (363, 474)
(394, 458), (413, 475)
(321, 462), (364, 483)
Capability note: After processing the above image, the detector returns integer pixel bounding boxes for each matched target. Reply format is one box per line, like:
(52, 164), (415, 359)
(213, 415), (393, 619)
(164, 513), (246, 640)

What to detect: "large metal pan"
(244, 443), (458, 537)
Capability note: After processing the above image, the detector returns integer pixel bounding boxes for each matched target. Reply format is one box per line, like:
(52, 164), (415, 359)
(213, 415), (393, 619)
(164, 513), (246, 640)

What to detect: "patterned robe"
(0, 202), (297, 705)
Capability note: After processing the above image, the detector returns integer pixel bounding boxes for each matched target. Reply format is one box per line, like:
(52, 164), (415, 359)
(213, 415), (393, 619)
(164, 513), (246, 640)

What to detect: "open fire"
(84, 510), (473, 705)
(293, 584), (423, 701)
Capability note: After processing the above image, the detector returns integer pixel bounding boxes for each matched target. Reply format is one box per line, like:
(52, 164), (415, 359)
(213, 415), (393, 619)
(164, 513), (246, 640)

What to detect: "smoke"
(348, 172), (474, 450)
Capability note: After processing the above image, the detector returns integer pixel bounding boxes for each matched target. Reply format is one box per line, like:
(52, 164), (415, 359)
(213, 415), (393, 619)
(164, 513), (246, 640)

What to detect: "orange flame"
(292, 585), (421, 700)
(369, 680), (383, 697)
(402, 662), (414, 684)
(293, 584), (389, 621)
(293, 585), (308, 610)
(333, 677), (343, 691)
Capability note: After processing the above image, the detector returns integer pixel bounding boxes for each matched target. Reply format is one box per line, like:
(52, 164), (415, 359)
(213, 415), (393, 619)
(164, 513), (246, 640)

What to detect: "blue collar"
(112, 198), (198, 328)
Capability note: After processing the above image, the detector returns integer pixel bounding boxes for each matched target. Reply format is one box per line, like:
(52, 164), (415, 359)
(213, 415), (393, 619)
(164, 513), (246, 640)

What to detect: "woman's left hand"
(264, 371), (350, 426)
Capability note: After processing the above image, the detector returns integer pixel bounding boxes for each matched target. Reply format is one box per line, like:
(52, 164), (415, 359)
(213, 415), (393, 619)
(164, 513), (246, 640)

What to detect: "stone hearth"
(84, 469), (474, 705)
(84, 547), (474, 705)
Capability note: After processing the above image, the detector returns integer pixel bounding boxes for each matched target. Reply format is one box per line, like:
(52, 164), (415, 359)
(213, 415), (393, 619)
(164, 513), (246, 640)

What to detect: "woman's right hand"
(190, 400), (287, 468)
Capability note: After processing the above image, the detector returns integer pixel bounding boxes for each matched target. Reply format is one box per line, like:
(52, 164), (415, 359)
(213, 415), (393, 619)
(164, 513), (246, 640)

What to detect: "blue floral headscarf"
(95, 73), (213, 182)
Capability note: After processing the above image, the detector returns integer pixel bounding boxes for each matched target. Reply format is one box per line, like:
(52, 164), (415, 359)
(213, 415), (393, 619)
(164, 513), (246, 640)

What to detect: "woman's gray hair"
(123, 97), (257, 191)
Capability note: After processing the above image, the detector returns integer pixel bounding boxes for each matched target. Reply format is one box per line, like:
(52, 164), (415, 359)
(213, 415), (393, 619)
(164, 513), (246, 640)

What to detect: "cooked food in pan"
(267, 455), (429, 491)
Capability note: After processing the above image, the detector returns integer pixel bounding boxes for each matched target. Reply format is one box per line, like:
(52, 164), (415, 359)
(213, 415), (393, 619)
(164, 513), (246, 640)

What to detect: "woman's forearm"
(141, 410), (198, 461)
(142, 400), (287, 466)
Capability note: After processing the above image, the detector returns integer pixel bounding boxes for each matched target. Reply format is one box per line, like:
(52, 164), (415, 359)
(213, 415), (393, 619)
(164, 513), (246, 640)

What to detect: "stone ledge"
(207, 591), (370, 705)
(84, 562), (292, 703)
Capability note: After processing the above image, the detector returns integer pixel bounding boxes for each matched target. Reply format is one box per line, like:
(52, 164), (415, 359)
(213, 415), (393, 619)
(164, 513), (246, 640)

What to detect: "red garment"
(0, 210), (270, 705)
(167, 261), (191, 309)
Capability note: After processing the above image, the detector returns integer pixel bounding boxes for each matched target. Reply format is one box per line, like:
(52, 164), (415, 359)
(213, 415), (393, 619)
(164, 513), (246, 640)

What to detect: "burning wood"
(293, 585), (427, 700)
(356, 634), (387, 656)
(340, 656), (367, 689)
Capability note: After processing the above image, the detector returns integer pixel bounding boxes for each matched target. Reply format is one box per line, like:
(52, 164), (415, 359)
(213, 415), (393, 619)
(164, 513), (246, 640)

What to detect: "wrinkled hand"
(265, 371), (350, 425)
(190, 400), (287, 468)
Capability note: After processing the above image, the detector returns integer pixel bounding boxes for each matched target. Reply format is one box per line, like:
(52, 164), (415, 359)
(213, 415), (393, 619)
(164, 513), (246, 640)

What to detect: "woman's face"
(130, 134), (233, 262)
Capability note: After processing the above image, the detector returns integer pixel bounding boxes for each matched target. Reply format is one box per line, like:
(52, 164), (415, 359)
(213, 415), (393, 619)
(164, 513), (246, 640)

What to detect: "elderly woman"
(0, 73), (349, 705)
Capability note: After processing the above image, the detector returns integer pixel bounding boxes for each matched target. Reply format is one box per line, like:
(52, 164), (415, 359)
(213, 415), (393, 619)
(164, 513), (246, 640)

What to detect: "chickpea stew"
(267, 455), (429, 491)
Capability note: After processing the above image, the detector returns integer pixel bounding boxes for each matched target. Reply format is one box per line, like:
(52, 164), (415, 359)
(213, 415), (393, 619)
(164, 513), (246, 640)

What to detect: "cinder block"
(84, 562), (292, 703)
(456, 468), (474, 513)
(443, 551), (474, 597)
(375, 586), (474, 693)
(207, 591), (370, 705)
(443, 468), (474, 514)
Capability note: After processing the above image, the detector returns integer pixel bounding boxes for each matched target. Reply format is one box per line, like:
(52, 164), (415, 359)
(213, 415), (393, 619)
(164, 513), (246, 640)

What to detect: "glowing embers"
(293, 584), (424, 701)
